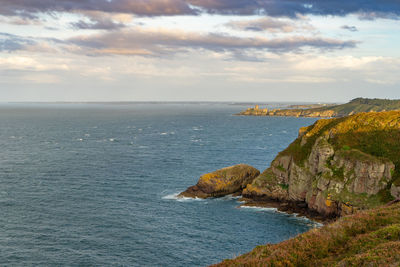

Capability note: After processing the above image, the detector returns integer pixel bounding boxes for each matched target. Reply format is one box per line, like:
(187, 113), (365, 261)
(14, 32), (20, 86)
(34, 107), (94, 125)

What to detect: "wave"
(239, 206), (278, 212)
(162, 193), (205, 202)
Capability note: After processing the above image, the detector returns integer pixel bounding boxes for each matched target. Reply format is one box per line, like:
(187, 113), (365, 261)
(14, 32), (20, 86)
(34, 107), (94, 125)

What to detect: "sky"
(0, 0), (400, 102)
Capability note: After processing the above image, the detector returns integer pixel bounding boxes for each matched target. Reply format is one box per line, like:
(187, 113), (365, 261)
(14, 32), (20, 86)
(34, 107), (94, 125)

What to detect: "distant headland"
(237, 98), (400, 118)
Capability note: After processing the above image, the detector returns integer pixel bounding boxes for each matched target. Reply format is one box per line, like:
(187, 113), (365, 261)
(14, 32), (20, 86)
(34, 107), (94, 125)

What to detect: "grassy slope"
(305, 98), (400, 116)
(214, 202), (400, 267)
(241, 98), (400, 117)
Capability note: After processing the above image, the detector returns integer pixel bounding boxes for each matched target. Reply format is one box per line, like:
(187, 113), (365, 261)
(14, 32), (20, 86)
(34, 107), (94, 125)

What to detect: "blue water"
(0, 103), (318, 266)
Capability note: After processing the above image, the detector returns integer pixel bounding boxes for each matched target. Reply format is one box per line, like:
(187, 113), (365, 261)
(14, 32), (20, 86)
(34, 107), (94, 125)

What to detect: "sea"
(0, 103), (319, 266)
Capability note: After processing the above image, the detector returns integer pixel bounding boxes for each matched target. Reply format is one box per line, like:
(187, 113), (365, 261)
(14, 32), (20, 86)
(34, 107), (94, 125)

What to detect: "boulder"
(179, 164), (260, 199)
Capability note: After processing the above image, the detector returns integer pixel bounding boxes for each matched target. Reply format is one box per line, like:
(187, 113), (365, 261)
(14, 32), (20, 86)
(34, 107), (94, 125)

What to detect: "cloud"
(0, 15), (42, 26)
(341, 25), (358, 32)
(0, 33), (36, 52)
(70, 11), (130, 30)
(67, 27), (357, 57)
(226, 17), (314, 33)
(0, 0), (399, 19)
(188, 0), (400, 18)
(0, 26), (357, 59)
(0, 0), (195, 18)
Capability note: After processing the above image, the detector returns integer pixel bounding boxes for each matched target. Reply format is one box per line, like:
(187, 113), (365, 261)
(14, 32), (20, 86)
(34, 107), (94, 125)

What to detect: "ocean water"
(0, 103), (319, 266)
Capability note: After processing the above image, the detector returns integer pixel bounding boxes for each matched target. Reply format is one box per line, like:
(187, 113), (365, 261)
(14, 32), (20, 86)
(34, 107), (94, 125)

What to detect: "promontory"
(212, 110), (400, 266)
(179, 110), (400, 266)
(238, 98), (400, 118)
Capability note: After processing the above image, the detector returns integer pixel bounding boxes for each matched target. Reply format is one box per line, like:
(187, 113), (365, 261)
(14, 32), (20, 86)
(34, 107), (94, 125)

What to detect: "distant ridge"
(238, 98), (400, 118)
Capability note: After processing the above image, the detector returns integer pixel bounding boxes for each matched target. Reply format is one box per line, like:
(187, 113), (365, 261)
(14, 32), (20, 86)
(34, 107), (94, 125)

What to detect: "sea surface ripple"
(0, 103), (318, 266)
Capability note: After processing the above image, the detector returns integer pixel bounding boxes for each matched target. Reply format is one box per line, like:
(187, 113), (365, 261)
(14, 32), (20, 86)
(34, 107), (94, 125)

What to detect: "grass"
(278, 184), (289, 190)
(213, 202), (400, 267)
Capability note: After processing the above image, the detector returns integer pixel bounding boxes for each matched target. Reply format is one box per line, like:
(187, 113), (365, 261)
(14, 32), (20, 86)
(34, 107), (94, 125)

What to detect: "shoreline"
(234, 113), (335, 119)
(238, 197), (337, 225)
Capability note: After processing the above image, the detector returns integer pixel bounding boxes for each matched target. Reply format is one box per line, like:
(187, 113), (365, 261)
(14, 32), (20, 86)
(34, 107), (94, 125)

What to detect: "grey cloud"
(0, 33), (36, 52)
(226, 17), (312, 33)
(0, 0), (399, 19)
(68, 28), (358, 57)
(188, 0), (400, 18)
(0, 0), (195, 18)
(341, 25), (358, 32)
(71, 20), (125, 30)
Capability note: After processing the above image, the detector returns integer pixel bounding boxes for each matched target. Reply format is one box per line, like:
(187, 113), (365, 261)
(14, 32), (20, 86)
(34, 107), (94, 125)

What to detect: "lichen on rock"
(178, 164), (260, 199)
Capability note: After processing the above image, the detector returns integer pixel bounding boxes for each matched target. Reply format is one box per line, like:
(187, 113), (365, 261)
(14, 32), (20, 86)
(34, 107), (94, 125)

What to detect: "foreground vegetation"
(214, 202), (400, 266)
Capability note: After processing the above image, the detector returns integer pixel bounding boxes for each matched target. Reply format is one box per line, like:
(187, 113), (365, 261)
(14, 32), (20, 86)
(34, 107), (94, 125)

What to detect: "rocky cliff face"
(243, 111), (400, 218)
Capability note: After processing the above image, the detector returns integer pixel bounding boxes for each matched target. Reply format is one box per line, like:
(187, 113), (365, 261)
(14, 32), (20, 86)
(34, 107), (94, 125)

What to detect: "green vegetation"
(214, 110), (400, 266)
(281, 111), (400, 181)
(275, 164), (286, 172)
(278, 184), (289, 190)
(321, 97), (400, 116)
(342, 145), (351, 151)
(214, 203), (400, 267)
(306, 97), (400, 116)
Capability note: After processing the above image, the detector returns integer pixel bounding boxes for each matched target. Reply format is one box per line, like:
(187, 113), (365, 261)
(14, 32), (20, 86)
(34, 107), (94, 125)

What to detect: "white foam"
(109, 138), (115, 142)
(160, 132), (168, 135)
(291, 214), (324, 227)
(162, 193), (205, 202)
(239, 206), (278, 212)
(162, 193), (180, 200)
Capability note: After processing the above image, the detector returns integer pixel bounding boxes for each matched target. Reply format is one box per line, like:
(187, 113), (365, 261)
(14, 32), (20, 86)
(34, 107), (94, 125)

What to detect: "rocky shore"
(180, 111), (400, 223)
(178, 164), (260, 199)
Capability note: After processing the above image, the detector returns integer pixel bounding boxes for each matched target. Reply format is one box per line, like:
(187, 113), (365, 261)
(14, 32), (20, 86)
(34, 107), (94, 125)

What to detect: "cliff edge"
(243, 111), (400, 218)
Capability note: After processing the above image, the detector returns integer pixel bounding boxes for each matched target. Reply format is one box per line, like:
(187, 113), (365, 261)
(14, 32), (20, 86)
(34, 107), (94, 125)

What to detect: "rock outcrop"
(179, 164), (260, 199)
(243, 111), (400, 218)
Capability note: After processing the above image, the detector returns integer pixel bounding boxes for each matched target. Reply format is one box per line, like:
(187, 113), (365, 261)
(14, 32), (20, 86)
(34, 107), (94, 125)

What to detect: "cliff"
(243, 111), (400, 218)
(210, 111), (400, 266)
(238, 98), (400, 118)
(214, 201), (400, 266)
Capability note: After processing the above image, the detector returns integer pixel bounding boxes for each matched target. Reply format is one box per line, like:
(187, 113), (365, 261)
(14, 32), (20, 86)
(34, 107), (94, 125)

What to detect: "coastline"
(235, 113), (334, 119)
(238, 197), (334, 225)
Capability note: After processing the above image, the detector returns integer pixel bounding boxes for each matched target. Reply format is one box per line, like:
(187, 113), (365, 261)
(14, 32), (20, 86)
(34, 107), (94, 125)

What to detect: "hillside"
(214, 202), (400, 266)
(238, 98), (400, 118)
(213, 111), (400, 266)
(243, 111), (400, 218)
